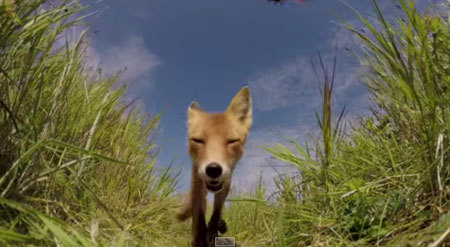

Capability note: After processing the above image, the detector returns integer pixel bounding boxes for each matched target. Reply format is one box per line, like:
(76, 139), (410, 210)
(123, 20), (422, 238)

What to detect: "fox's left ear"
(226, 86), (253, 129)
(187, 101), (202, 119)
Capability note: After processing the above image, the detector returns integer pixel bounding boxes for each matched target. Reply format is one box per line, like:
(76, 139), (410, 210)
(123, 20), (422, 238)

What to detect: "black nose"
(205, 163), (222, 179)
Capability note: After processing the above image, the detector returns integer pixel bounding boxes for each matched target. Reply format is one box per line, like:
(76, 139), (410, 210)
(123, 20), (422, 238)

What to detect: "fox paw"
(207, 230), (218, 247)
(218, 219), (227, 234)
(191, 241), (208, 247)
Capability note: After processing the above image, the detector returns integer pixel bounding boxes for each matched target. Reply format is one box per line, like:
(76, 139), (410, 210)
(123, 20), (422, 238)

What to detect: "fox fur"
(176, 86), (252, 247)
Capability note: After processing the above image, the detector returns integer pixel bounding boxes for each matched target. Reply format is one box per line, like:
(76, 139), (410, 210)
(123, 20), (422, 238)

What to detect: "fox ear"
(188, 101), (201, 119)
(226, 86), (252, 128)
(188, 101), (200, 111)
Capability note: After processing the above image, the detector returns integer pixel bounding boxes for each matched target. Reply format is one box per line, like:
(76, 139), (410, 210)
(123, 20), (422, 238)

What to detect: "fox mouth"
(206, 181), (223, 192)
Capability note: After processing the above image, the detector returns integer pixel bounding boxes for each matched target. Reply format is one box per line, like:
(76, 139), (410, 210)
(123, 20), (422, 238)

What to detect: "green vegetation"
(0, 0), (448, 246)
(0, 1), (184, 246)
(252, 0), (450, 246)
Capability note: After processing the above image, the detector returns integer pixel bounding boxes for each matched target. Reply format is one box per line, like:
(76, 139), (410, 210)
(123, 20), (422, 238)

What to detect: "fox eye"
(227, 139), (240, 145)
(191, 138), (204, 144)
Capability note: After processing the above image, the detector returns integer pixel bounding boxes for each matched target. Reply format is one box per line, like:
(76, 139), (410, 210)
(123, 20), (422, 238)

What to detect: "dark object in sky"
(267, 0), (308, 6)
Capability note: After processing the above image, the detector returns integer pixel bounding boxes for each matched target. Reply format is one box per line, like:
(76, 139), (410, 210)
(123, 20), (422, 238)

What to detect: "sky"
(77, 0), (445, 193)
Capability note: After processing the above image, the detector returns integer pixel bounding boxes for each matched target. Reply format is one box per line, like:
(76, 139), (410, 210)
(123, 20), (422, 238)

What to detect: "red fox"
(176, 86), (253, 247)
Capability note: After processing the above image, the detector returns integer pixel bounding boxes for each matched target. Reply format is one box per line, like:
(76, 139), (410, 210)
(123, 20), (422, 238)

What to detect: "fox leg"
(207, 184), (229, 244)
(191, 179), (208, 247)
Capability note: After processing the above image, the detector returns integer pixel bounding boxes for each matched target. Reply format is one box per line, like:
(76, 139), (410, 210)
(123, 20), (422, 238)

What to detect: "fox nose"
(205, 163), (222, 179)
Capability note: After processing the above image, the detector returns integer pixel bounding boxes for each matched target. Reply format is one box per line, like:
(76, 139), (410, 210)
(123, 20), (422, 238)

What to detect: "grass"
(256, 0), (450, 246)
(0, 0), (182, 246)
(0, 0), (449, 246)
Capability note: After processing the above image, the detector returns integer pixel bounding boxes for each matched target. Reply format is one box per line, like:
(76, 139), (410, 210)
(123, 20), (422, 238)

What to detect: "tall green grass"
(254, 0), (450, 246)
(1, 0), (449, 246)
(0, 1), (182, 246)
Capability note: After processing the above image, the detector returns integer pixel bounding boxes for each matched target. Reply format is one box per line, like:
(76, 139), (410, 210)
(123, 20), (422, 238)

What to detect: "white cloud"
(327, 19), (361, 51)
(247, 52), (367, 116)
(85, 36), (161, 99)
(233, 124), (320, 195)
(54, 26), (160, 105)
(245, 11), (373, 113)
(247, 57), (318, 112)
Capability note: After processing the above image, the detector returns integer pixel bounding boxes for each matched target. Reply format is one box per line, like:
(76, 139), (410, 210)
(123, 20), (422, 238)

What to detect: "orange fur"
(176, 87), (252, 247)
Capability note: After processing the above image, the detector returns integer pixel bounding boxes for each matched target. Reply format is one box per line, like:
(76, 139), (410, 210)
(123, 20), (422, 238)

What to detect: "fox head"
(187, 86), (252, 193)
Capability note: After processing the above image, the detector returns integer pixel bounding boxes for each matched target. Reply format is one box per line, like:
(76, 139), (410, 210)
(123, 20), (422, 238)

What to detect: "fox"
(176, 86), (253, 247)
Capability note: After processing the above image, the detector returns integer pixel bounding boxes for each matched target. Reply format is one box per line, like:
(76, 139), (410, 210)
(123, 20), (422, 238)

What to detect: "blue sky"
(79, 0), (442, 192)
